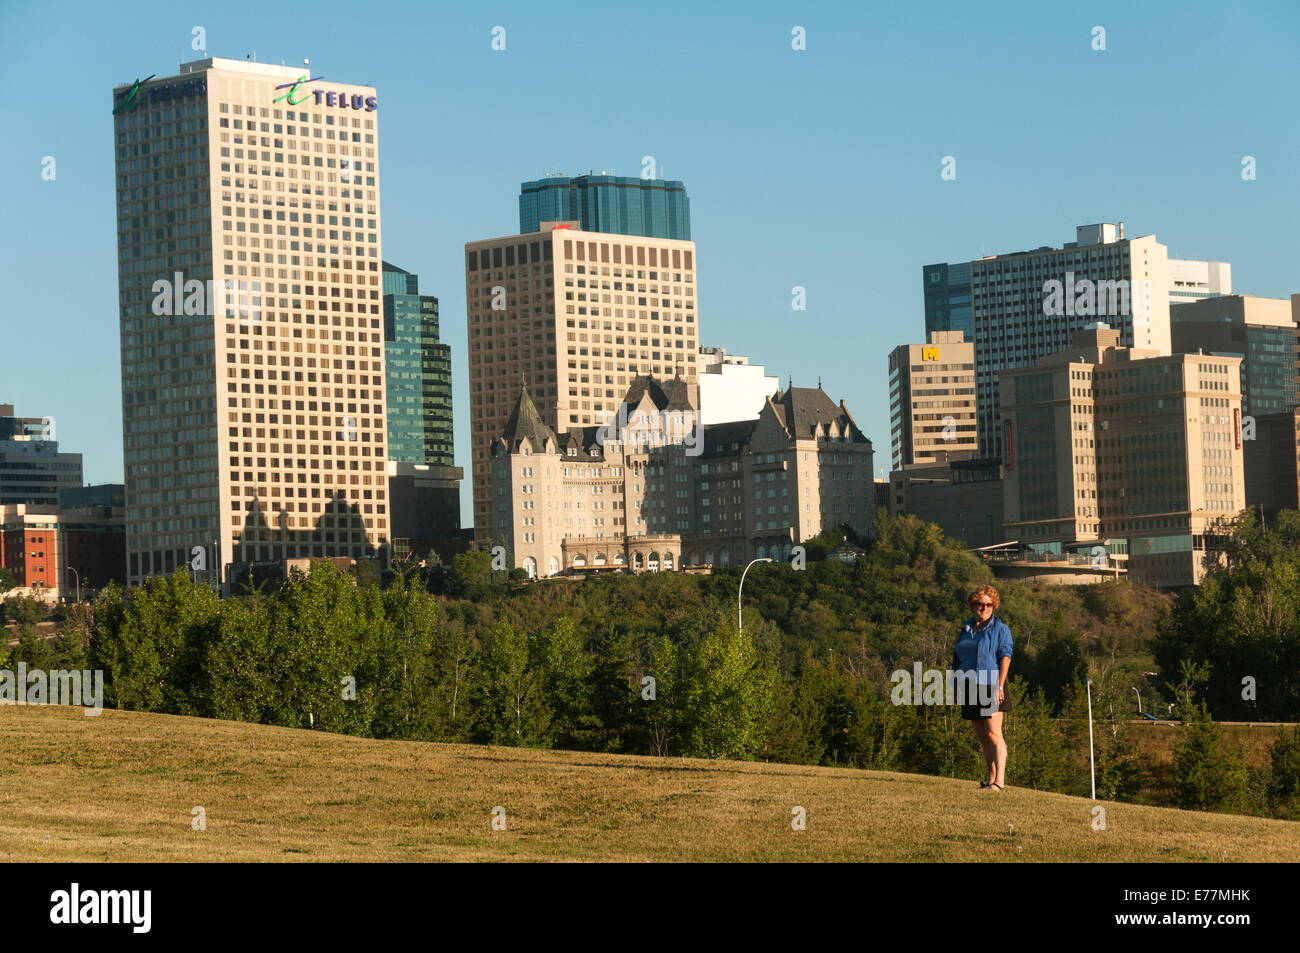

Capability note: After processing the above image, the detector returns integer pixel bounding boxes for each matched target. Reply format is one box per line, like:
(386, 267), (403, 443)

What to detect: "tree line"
(4, 511), (1298, 821)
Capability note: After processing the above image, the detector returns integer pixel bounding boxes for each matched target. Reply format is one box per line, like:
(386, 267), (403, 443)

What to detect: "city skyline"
(3, 1), (1298, 532)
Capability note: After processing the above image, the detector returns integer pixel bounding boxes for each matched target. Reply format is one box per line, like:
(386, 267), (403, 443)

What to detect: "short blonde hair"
(968, 584), (1000, 611)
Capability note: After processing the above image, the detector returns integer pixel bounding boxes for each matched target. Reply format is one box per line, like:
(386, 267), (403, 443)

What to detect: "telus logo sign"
(274, 74), (378, 111)
(50, 884), (151, 934)
(113, 74), (207, 114)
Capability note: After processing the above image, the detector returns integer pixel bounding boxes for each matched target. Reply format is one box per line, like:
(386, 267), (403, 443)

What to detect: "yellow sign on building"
(922, 346), (939, 361)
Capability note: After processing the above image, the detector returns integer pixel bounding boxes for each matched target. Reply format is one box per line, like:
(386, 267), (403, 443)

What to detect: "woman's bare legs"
(986, 712), (1007, 788)
(971, 720), (995, 785)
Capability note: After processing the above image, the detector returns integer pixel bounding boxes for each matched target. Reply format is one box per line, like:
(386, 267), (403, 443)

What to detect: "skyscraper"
(923, 223), (1232, 460)
(887, 331), (977, 470)
(0, 405), (82, 507)
(1170, 295), (1299, 415)
(381, 261), (461, 554)
(464, 223), (700, 541)
(921, 262), (972, 341)
(112, 57), (387, 586)
(382, 261), (452, 466)
(1000, 326), (1245, 587)
(519, 174), (691, 239)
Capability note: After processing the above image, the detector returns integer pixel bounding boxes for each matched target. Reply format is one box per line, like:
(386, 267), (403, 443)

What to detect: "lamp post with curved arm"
(738, 557), (773, 631)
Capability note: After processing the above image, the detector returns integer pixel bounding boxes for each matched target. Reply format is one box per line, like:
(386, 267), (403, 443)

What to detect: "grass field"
(1, 706), (1296, 862)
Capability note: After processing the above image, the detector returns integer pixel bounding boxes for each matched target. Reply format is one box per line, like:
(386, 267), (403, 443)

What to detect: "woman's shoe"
(979, 781), (991, 788)
(990, 783), (1005, 791)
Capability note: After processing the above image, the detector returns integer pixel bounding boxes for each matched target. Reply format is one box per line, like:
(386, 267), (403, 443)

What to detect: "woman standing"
(952, 585), (1013, 790)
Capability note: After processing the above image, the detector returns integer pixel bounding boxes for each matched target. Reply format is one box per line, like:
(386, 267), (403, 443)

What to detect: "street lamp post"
(67, 566), (80, 605)
(1136, 671), (1157, 718)
(1086, 678), (1096, 801)
(738, 557), (772, 631)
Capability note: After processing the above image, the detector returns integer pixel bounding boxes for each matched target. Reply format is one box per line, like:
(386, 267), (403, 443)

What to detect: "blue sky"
(1, 0), (1297, 529)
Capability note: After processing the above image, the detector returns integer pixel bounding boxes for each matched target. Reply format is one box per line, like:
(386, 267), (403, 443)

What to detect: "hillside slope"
(0, 707), (1295, 862)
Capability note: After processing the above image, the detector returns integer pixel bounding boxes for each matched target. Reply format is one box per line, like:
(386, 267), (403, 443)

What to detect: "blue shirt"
(952, 616), (1013, 685)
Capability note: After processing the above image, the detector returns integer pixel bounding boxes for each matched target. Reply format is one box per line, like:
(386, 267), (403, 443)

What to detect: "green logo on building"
(273, 74), (324, 105)
(112, 74), (156, 115)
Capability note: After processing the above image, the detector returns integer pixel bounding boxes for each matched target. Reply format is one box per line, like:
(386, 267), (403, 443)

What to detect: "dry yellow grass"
(1, 707), (1296, 862)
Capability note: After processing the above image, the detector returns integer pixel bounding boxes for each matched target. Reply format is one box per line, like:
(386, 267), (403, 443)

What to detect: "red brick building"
(0, 505), (60, 595)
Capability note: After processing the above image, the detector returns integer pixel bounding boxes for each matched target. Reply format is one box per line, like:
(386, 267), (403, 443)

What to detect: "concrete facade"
(113, 58), (388, 586)
(925, 223), (1231, 460)
(888, 452), (1004, 549)
(1243, 410), (1300, 520)
(466, 224), (700, 542)
(0, 406), (83, 507)
(1000, 327), (1246, 587)
(887, 331), (977, 469)
(0, 505), (61, 598)
(1170, 294), (1299, 416)
(488, 376), (874, 576)
(698, 347), (780, 425)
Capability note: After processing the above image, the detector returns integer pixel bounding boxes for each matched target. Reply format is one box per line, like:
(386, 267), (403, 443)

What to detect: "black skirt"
(961, 694), (1012, 720)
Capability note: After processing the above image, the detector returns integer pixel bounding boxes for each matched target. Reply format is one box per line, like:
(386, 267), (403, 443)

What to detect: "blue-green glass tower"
(922, 262), (972, 341)
(383, 262), (453, 467)
(519, 173), (690, 239)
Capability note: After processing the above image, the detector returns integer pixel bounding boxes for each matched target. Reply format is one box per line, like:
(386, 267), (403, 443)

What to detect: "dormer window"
(567, 447), (577, 457)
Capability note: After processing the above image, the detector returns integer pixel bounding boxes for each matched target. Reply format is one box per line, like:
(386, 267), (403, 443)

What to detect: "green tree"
(641, 635), (681, 756)
(679, 622), (777, 760)
(1061, 676), (1140, 801)
(901, 704), (980, 779)
(585, 625), (641, 753)
(1265, 726), (1300, 820)
(1025, 610), (1087, 714)
(87, 571), (221, 714)
(1156, 510), (1300, 720)
(4, 595), (47, 626)
(540, 616), (595, 750)
(844, 675), (906, 771)
(477, 620), (552, 746)
(53, 617), (90, 671)
(1172, 703), (1247, 812)
(257, 563), (384, 735)
(9, 621), (56, 671)
(417, 615), (478, 743)
(1004, 679), (1070, 791)
(765, 653), (846, 765)
(371, 574), (445, 739)
(205, 597), (277, 723)
(445, 551), (496, 598)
